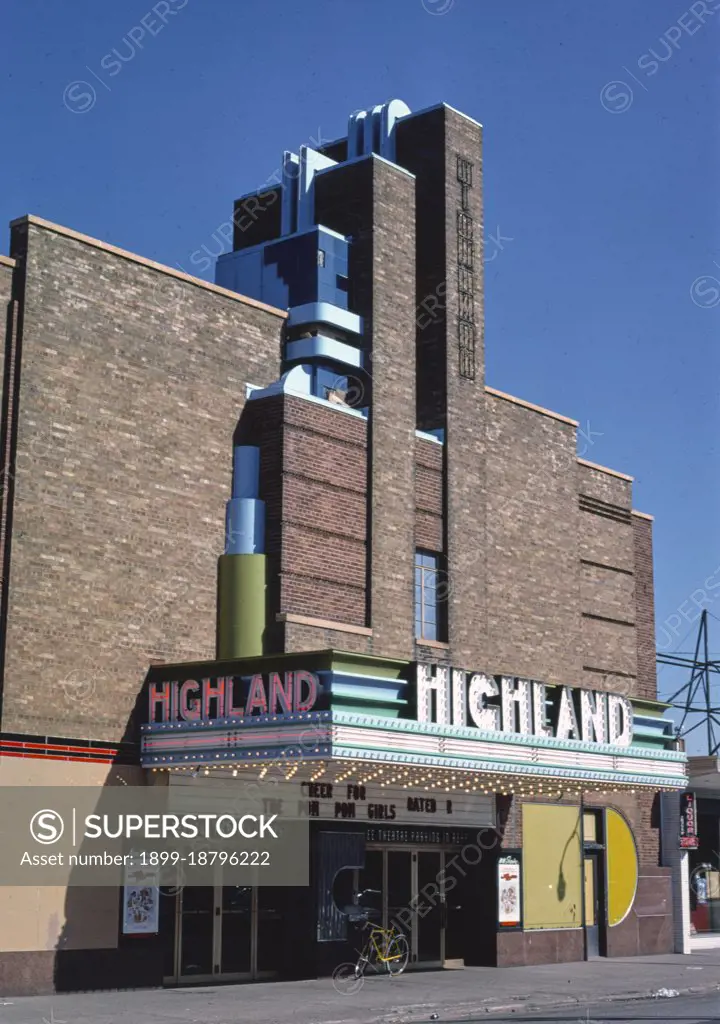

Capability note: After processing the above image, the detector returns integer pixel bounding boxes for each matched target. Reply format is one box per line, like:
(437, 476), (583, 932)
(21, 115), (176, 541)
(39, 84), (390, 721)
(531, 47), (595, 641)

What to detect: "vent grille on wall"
(578, 494), (633, 524)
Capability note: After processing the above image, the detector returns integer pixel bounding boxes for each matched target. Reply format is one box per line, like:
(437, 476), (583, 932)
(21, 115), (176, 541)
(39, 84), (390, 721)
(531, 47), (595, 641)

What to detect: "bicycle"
(332, 906), (410, 994)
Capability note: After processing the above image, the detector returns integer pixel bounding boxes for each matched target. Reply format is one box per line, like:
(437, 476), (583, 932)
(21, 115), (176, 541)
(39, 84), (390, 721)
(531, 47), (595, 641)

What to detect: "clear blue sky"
(2, 0), (719, 734)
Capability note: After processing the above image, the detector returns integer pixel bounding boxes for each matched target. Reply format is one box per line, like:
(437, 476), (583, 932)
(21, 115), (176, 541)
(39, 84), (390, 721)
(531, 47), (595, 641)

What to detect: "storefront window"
(690, 801), (720, 934)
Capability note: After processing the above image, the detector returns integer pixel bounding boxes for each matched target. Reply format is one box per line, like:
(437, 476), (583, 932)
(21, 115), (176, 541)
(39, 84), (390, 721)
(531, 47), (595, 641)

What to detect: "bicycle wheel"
(384, 931), (409, 976)
(332, 961), (364, 995)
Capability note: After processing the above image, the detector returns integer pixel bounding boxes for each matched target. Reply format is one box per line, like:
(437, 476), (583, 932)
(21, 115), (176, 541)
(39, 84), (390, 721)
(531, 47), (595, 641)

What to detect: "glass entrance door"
(415, 852), (443, 964)
(219, 886), (253, 977)
(444, 864), (468, 964)
(179, 886), (216, 980)
(360, 847), (448, 969)
(387, 851), (413, 945)
(584, 854), (600, 959)
(256, 888), (284, 976)
(171, 884), (278, 984)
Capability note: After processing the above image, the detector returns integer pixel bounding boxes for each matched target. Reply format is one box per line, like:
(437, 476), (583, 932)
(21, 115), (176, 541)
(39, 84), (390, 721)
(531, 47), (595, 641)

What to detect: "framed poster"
(497, 852), (522, 929)
(122, 856), (159, 935)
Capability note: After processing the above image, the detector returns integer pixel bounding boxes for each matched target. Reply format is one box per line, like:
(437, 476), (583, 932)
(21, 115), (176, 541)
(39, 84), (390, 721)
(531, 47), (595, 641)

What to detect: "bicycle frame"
(361, 925), (405, 964)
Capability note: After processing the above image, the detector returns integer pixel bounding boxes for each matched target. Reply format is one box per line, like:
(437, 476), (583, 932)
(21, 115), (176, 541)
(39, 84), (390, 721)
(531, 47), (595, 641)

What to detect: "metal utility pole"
(658, 609), (720, 756)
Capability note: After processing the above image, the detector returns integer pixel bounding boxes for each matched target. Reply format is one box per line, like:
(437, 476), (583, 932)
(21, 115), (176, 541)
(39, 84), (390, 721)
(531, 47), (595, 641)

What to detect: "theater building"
(0, 99), (686, 994)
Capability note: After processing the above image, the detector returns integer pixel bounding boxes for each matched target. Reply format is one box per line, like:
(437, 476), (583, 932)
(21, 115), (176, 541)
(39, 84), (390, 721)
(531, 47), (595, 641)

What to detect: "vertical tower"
(214, 100), (487, 667)
(314, 156), (417, 657)
(215, 100), (419, 660)
(396, 106), (488, 669)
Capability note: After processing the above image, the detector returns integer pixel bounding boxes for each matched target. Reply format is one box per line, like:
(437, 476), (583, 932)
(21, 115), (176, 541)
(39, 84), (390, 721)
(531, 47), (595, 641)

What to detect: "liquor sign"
(679, 791), (699, 849)
(416, 665), (634, 747)
(497, 854), (521, 928)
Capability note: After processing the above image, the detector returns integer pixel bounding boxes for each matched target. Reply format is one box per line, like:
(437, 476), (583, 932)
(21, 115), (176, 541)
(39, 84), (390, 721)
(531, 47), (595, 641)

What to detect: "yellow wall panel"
(606, 808), (638, 926)
(523, 804), (582, 930)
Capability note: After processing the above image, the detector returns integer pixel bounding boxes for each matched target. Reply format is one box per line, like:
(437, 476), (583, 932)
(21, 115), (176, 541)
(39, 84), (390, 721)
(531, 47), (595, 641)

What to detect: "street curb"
(336, 981), (720, 1024)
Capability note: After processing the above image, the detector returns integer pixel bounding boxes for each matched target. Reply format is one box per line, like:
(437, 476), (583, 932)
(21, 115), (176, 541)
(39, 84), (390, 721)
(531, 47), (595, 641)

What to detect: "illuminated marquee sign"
(148, 671), (319, 724)
(417, 665), (634, 747)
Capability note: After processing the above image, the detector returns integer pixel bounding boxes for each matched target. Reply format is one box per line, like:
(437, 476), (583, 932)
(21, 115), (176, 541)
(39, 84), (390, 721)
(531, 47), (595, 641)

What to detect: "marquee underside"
(142, 709), (688, 791)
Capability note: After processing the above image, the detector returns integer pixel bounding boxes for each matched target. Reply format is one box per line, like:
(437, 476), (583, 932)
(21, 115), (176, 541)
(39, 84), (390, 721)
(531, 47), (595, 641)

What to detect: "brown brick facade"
(415, 436), (443, 552)
(0, 258), (18, 716)
(0, 220), (284, 740)
(633, 513), (658, 700)
(0, 260), (12, 393)
(484, 392), (581, 685)
(0, 218), (658, 738)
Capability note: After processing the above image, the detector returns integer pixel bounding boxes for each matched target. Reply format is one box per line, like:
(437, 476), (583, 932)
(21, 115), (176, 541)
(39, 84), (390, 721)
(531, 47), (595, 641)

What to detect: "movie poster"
(122, 857), (160, 935)
(498, 855), (521, 927)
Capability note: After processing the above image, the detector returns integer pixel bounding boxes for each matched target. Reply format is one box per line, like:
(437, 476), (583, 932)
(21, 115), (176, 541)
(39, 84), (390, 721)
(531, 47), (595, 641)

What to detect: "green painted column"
(217, 553), (266, 659)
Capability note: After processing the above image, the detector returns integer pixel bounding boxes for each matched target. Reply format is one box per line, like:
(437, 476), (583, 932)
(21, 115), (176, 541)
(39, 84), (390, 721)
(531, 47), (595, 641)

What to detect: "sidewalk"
(0, 951), (719, 1024)
(691, 933), (720, 951)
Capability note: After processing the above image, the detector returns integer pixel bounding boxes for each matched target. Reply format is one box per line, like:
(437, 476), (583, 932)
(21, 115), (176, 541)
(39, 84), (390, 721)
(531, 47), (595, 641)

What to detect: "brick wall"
(0, 219), (283, 741)
(484, 393), (581, 685)
(238, 392), (368, 642)
(576, 463), (639, 694)
(0, 260), (18, 723)
(578, 459), (632, 506)
(581, 561), (635, 622)
(280, 395), (367, 628)
(579, 511), (635, 570)
(0, 260), (12, 393)
(415, 436), (443, 552)
(252, 398), (447, 657)
(633, 513), (658, 700)
(281, 620), (372, 656)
